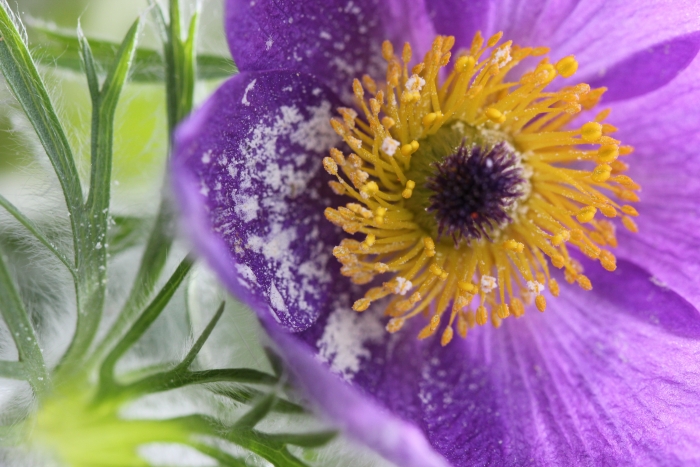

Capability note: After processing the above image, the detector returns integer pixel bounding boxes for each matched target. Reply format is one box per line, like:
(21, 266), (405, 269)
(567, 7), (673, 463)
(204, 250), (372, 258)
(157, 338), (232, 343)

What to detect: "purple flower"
(172, 1), (700, 465)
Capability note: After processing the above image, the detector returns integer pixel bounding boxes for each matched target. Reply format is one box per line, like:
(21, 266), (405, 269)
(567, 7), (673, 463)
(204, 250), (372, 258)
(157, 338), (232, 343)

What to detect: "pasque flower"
(172, 1), (700, 465)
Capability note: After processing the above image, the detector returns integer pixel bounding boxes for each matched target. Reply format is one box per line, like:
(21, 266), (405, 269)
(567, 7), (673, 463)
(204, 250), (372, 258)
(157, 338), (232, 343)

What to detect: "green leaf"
(0, 1), (83, 247)
(264, 431), (338, 448)
(57, 18), (141, 376)
(178, 301), (226, 370)
(89, 203), (176, 369)
(123, 368), (278, 399)
(211, 385), (305, 414)
(29, 23), (236, 81)
(0, 247), (49, 394)
(233, 392), (277, 429)
(0, 193), (75, 278)
(98, 256), (194, 396)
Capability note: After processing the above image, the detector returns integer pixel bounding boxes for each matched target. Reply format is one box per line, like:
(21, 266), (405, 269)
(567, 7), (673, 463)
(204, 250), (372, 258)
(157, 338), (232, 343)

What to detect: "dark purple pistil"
(426, 142), (525, 243)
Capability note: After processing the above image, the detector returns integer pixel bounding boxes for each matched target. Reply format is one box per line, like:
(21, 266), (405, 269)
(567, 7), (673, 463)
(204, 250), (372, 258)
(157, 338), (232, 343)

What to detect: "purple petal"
(428, 0), (700, 101)
(606, 54), (700, 308)
(268, 323), (451, 467)
(283, 260), (700, 466)
(225, 0), (435, 101)
(172, 70), (345, 332)
(588, 31), (700, 103)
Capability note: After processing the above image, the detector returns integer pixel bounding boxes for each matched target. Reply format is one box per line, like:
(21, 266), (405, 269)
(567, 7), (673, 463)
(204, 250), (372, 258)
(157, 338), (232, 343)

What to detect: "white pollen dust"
(526, 280), (544, 294)
(381, 137), (400, 156)
(405, 74), (426, 92)
(480, 275), (498, 294)
(393, 277), (413, 295)
(241, 79), (256, 106)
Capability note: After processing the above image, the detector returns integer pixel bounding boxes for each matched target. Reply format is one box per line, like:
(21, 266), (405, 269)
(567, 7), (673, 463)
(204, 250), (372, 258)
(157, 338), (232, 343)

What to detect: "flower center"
(323, 33), (640, 346)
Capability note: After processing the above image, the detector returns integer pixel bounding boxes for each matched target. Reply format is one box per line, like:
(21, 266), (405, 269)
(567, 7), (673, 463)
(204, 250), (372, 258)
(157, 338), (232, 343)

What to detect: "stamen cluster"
(323, 32), (639, 346)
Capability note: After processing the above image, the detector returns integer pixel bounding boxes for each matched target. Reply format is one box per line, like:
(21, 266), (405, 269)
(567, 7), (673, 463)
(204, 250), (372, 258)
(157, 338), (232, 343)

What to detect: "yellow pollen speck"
(555, 55), (578, 78)
(325, 32), (639, 344)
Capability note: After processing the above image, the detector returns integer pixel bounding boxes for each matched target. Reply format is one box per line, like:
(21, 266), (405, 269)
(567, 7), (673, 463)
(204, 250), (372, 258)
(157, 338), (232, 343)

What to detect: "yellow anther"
(352, 79), (364, 99)
(402, 189), (413, 199)
(511, 298), (525, 317)
(422, 112), (437, 127)
(329, 181), (345, 195)
(382, 40), (394, 61)
(411, 140), (419, 151)
(536, 63), (556, 83)
(549, 278), (560, 297)
(532, 46), (549, 56)
(621, 205), (638, 217)
(612, 175), (635, 186)
(496, 303), (510, 319)
(418, 323), (437, 340)
(323, 157), (338, 175)
(487, 31), (503, 47)
(503, 239), (524, 252)
(599, 250), (617, 272)
(458, 281), (476, 293)
(576, 275), (592, 291)
(441, 326), (454, 346)
(360, 181), (379, 198)
(491, 313), (502, 329)
(429, 264), (445, 277)
(485, 107), (506, 124)
(402, 42), (412, 63)
(382, 116), (396, 130)
(457, 315), (468, 338)
(535, 295), (547, 312)
(619, 145), (634, 156)
(551, 230), (570, 247)
(401, 144), (414, 156)
(386, 317), (405, 333)
(353, 298), (371, 312)
(361, 234), (376, 251)
(440, 271), (449, 281)
(599, 204), (617, 218)
(622, 216), (638, 233)
(581, 122), (603, 142)
(598, 144), (619, 163)
(555, 55), (578, 78)
(374, 263), (389, 273)
(402, 91), (421, 102)
(455, 55), (475, 72)
(329, 147), (345, 164)
(551, 254), (565, 269)
(423, 237), (436, 256)
(375, 207), (387, 217)
(476, 305), (488, 326)
(576, 206), (597, 223)
(591, 164), (612, 182)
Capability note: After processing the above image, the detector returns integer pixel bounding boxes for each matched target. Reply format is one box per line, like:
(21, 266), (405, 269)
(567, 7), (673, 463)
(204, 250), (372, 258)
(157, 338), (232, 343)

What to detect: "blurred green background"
(1, 0), (228, 214)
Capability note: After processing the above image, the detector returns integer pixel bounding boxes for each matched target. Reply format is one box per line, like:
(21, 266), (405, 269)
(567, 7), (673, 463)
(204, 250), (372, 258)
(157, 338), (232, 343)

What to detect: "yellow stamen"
(324, 33), (639, 343)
